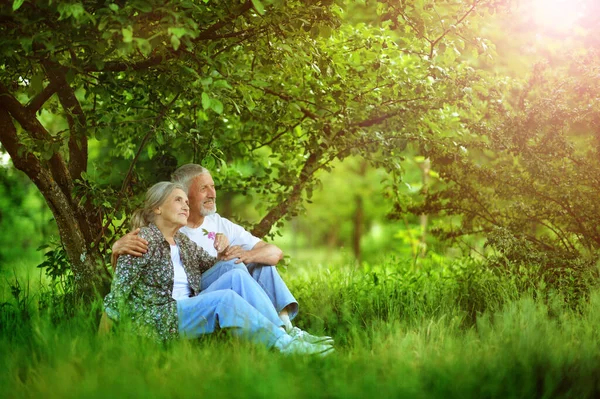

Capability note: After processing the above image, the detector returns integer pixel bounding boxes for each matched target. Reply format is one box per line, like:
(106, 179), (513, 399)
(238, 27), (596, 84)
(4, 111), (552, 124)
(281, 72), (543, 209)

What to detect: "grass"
(1, 256), (599, 398)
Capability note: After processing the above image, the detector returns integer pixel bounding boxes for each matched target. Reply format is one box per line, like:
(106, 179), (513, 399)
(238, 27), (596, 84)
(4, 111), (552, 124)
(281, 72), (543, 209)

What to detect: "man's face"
(188, 174), (217, 217)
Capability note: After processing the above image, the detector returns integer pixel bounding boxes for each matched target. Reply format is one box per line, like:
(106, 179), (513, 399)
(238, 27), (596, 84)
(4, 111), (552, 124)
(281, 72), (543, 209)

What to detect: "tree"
(0, 0), (503, 297)
(407, 0), (600, 284)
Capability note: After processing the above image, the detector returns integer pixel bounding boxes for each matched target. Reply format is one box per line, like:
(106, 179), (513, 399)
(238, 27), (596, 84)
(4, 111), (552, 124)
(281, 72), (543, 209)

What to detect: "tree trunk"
(352, 159), (368, 264)
(0, 101), (110, 299)
(419, 158), (431, 257)
(353, 194), (364, 263)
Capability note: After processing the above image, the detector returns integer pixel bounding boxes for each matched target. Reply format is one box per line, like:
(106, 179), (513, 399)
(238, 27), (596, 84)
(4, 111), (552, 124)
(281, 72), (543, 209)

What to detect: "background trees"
(2, 0), (599, 298)
(407, 0), (600, 287)
(1, 0), (506, 297)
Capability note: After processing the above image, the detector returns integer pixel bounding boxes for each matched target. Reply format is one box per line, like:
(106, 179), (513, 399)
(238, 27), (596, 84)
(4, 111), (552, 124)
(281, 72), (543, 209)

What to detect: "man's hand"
(221, 241), (283, 265)
(221, 245), (254, 264)
(112, 228), (149, 258)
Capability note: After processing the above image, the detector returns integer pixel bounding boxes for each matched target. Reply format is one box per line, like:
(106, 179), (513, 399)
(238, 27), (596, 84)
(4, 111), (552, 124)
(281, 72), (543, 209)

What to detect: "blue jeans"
(200, 260), (299, 320)
(177, 268), (291, 348)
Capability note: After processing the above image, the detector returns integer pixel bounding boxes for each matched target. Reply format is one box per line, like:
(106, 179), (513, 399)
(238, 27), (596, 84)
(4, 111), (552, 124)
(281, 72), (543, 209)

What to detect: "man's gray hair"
(171, 164), (211, 192)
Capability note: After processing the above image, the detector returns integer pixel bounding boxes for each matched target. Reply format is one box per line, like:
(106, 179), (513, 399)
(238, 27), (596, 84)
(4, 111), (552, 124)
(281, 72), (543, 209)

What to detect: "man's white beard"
(200, 204), (217, 216)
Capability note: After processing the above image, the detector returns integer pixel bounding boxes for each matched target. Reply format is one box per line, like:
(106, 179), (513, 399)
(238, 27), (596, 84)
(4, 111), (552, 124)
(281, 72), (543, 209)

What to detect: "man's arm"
(221, 241), (283, 265)
(111, 228), (149, 266)
(105, 249), (150, 322)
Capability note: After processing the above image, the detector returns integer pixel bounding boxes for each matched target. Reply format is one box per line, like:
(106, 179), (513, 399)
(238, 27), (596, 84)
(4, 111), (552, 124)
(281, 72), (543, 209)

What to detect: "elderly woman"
(104, 182), (333, 356)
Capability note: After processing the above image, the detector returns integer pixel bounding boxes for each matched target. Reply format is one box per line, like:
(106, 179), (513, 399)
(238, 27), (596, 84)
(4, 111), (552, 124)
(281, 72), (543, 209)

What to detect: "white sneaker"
(288, 326), (335, 345)
(278, 336), (335, 357)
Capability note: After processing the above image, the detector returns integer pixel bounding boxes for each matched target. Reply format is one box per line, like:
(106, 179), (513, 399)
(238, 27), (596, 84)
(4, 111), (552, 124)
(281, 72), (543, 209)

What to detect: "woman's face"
(155, 188), (190, 228)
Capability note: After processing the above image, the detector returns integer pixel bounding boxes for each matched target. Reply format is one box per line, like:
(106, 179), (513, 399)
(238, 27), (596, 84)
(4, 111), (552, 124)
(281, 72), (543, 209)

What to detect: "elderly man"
(112, 164), (332, 345)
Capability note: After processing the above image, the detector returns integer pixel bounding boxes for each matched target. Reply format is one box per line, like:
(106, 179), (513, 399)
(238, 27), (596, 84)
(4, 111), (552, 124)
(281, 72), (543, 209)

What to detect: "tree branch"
(195, 1), (254, 41)
(93, 94), (181, 248)
(26, 78), (66, 113)
(429, 0), (482, 58)
(85, 54), (171, 72)
(0, 107), (42, 180)
(0, 83), (73, 196)
(252, 147), (323, 238)
(45, 67), (88, 181)
(355, 110), (403, 128)
(255, 86), (320, 120)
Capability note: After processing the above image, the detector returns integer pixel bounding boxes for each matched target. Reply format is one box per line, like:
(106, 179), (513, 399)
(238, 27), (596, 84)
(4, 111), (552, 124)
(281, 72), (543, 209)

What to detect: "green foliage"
(409, 44), (600, 282)
(0, 165), (55, 267)
(369, 0), (600, 283)
(36, 242), (74, 296)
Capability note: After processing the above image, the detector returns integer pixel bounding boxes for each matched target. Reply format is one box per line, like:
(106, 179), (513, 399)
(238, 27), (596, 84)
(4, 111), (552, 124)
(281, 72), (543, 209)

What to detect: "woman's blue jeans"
(176, 266), (289, 348)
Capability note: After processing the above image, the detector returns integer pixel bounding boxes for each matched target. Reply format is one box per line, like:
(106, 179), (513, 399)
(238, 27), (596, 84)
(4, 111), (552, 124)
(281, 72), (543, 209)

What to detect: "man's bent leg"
(246, 264), (298, 320)
(202, 268), (284, 327)
(201, 259), (248, 291)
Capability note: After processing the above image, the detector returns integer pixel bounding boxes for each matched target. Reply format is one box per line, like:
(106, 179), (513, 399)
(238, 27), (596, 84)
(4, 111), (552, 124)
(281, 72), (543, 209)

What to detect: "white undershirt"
(170, 244), (192, 300)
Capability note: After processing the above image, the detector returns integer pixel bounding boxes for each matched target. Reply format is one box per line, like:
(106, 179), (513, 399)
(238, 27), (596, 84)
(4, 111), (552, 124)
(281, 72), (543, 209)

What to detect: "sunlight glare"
(0, 152), (11, 167)
(531, 0), (585, 32)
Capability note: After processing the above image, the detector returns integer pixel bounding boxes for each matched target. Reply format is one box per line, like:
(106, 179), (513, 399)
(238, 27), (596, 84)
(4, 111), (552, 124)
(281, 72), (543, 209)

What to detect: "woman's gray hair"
(171, 164), (210, 192)
(130, 182), (185, 230)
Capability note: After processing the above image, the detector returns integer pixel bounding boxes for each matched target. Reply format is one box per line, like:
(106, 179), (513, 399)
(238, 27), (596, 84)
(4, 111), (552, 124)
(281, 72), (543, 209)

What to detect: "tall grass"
(1, 256), (599, 398)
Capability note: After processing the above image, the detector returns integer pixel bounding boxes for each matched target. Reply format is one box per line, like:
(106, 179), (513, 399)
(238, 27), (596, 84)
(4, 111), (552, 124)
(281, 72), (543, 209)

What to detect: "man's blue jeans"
(200, 260), (299, 320)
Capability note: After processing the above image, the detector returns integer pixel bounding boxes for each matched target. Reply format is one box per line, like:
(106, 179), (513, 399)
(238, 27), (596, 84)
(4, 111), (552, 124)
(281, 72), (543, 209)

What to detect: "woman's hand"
(214, 233), (230, 259)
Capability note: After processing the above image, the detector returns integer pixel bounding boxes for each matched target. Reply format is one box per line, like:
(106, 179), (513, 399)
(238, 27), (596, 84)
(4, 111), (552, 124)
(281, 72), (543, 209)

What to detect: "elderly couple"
(104, 164), (334, 356)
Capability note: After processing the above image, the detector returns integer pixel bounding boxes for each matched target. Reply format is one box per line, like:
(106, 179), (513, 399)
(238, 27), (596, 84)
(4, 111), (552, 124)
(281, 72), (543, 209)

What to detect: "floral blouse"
(104, 223), (217, 342)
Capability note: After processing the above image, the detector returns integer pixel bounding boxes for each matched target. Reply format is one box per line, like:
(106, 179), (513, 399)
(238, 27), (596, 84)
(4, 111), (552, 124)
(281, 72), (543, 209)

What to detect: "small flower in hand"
(202, 229), (217, 241)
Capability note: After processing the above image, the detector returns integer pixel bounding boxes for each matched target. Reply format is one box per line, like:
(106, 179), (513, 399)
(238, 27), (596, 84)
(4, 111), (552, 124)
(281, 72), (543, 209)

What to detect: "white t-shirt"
(180, 213), (261, 257)
(170, 245), (192, 299)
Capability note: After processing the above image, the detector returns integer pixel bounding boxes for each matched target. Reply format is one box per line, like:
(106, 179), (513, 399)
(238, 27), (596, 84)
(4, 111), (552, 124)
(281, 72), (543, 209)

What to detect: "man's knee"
(216, 259), (248, 272)
(225, 267), (256, 285)
(247, 264), (279, 279)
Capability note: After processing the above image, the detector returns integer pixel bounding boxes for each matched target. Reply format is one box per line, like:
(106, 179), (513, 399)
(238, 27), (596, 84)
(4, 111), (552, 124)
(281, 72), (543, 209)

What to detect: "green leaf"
(170, 35), (181, 50)
(201, 92), (211, 110)
(168, 27), (187, 39)
(30, 73), (44, 95)
(155, 130), (165, 145)
(131, 0), (152, 12)
(134, 38), (152, 57)
(58, 3), (85, 20)
(12, 0), (25, 11)
(196, 109), (209, 122)
(279, 44), (293, 53)
(213, 80), (232, 89)
(108, 3), (119, 11)
(251, 0), (265, 15)
(249, 79), (269, 88)
(122, 27), (133, 43)
(211, 99), (224, 114)
(147, 144), (156, 159)
(19, 37), (33, 53)
(319, 24), (332, 38)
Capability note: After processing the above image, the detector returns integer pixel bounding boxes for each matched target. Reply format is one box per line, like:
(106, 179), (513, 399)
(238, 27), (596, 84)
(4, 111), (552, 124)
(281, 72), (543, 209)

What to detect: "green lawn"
(1, 257), (599, 399)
